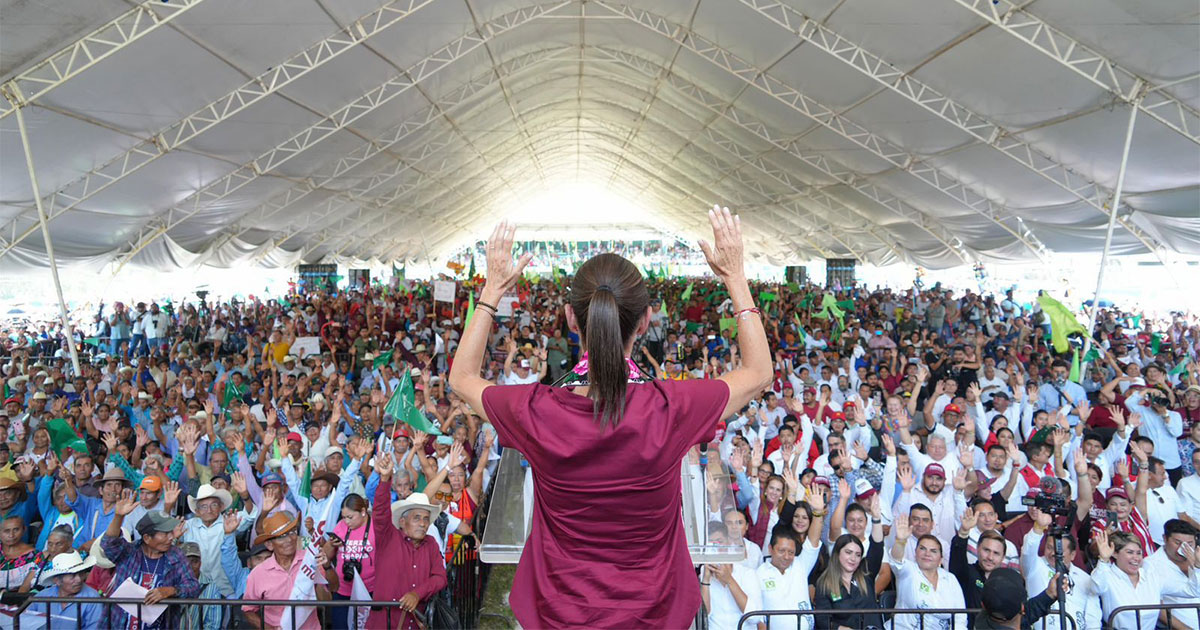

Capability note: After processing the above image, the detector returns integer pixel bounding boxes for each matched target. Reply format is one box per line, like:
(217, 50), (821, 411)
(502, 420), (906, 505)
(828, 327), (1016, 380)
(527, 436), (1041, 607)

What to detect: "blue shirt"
(65, 494), (118, 545)
(1037, 381), (1088, 424)
(28, 584), (103, 630)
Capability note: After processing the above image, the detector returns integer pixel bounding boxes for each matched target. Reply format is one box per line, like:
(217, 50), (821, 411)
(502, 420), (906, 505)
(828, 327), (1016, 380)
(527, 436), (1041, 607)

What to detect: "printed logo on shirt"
(974, 579), (984, 589)
(919, 582), (931, 593)
(763, 578), (777, 591)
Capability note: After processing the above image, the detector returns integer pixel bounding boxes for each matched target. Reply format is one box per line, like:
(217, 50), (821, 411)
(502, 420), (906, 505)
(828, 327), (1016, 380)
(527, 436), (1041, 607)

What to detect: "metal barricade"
(10, 596), (414, 630)
(739, 607), (976, 630)
(1105, 603), (1200, 630)
(735, 607), (1082, 630)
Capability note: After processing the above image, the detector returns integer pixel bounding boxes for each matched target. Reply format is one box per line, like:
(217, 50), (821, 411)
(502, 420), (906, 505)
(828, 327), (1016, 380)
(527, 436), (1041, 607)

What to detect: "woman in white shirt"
(1092, 529), (1200, 630)
(887, 514), (967, 630)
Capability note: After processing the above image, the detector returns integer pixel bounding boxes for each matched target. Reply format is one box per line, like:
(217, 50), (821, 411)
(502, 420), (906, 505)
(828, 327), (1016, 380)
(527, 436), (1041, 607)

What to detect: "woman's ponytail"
(571, 253), (648, 428)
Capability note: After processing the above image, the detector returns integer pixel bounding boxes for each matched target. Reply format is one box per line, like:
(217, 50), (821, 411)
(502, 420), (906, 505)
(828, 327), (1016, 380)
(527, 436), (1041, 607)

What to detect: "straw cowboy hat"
(187, 484), (233, 513)
(88, 528), (132, 570)
(390, 492), (440, 530)
(254, 512), (300, 546)
(41, 550), (96, 580)
(97, 467), (133, 488)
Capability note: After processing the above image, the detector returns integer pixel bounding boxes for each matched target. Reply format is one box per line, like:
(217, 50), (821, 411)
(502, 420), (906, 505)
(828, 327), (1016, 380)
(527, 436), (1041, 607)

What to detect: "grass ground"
(477, 563), (518, 629)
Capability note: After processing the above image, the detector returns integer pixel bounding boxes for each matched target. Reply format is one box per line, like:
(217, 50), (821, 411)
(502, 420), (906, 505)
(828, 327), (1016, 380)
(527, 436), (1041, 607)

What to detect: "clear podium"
(479, 446), (745, 564)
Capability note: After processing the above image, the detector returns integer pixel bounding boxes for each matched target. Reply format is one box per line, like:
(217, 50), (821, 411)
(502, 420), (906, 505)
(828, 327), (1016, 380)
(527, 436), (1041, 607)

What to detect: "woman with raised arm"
(449, 207), (773, 629)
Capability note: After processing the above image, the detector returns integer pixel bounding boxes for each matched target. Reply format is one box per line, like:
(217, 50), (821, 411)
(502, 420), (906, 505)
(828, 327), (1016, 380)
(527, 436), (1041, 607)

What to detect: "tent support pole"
(1084, 100), (1140, 363)
(12, 101), (84, 377)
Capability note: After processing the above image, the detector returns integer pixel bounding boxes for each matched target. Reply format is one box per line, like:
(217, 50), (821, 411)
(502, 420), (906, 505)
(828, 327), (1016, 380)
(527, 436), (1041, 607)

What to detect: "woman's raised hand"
(698, 205), (744, 281)
(484, 220), (534, 295)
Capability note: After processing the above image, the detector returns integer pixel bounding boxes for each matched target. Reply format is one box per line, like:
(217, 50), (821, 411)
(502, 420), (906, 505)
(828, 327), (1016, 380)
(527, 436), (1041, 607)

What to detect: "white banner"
(498, 292), (519, 317)
(433, 280), (456, 303)
(290, 336), (321, 358)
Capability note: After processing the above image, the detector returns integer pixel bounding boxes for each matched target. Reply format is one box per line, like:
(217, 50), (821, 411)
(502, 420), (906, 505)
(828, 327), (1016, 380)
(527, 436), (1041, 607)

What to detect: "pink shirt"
(332, 519), (376, 596)
(242, 554), (321, 630)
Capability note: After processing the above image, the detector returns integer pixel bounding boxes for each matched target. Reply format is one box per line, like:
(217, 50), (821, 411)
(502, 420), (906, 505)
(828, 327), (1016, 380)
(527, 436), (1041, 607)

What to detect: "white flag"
(280, 539), (324, 630)
(351, 568), (373, 630)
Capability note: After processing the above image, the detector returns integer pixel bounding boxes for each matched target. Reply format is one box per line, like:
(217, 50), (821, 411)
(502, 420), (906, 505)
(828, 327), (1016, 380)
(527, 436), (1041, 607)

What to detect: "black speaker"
(785, 265), (807, 285)
(825, 259), (856, 288)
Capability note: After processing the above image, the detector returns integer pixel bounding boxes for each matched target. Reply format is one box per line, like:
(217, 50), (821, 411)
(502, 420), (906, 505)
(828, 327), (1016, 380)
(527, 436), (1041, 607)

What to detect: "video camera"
(1020, 476), (1076, 519)
(1145, 390), (1170, 408)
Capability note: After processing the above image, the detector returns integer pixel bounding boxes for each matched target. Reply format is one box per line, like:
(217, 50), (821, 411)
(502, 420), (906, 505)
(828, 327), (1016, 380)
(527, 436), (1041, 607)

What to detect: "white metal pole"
(1083, 98), (1140, 365)
(10, 96), (84, 377)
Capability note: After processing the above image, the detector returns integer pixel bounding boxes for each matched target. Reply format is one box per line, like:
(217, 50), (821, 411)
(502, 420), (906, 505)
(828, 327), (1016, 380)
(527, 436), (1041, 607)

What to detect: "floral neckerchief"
(559, 352), (648, 386)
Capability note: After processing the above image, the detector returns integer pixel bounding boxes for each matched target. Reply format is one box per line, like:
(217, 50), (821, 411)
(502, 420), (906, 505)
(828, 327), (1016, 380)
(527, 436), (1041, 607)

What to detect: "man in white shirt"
(893, 463), (968, 558)
(1145, 457), (1184, 546)
(1020, 517), (1102, 630)
(754, 528), (822, 630)
(1142, 519), (1200, 630)
(1126, 389), (1184, 474)
(757, 393), (787, 443)
(701, 523), (763, 630)
(1180, 450), (1200, 532)
(1078, 418), (1132, 492)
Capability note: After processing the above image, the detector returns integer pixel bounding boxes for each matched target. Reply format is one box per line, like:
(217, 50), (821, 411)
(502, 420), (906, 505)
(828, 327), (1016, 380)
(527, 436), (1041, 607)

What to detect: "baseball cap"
(136, 511), (180, 536)
(261, 472), (284, 486)
(924, 463), (946, 478)
(853, 477), (877, 500)
(944, 404), (964, 415)
(180, 542), (202, 558)
(139, 476), (163, 492)
(1105, 487), (1130, 503)
(980, 568), (1025, 622)
(286, 432), (303, 443)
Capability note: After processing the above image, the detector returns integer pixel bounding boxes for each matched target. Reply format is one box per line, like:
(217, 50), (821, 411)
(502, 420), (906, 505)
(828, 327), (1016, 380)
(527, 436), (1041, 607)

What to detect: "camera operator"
(1004, 450), (1095, 572)
(1125, 387), (1185, 485)
(1020, 507), (1102, 630)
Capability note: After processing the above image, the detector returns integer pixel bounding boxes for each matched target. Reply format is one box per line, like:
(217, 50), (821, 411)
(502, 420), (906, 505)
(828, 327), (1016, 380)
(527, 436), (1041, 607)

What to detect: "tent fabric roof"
(1, 0), (1197, 271)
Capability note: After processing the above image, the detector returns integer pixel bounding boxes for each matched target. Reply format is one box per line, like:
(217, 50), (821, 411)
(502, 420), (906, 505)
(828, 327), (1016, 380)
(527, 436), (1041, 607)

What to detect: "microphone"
(699, 442), (709, 467)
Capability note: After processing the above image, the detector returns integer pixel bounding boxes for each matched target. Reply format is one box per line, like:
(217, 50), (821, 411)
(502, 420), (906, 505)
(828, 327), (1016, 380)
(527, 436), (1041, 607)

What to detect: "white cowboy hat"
(87, 528), (131, 571)
(187, 484), (233, 513)
(390, 492), (440, 529)
(41, 550), (96, 580)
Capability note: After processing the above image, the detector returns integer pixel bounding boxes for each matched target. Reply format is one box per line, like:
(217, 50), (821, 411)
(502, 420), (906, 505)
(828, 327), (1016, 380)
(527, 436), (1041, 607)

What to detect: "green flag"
(278, 297), (292, 309)
(465, 292), (476, 328)
(1082, 347), (1102, 363)
(786, 282), (800, 293)
(813, 294), (846, 330)
(1169, 358), (1188, 376)
(83, 337), (103, 348)
(47, 418), (88, 458)
(759, 291), (777, 303)
(719, 317), (737, 334)
(1036, 295), (1087, 354)
(372, 350), (394, 370)
(680, 281), (694, 302)
(222, 380), (245, 409)
(1070, 349), (1081, 383)
(794, 314), (807, 343)
(1150, 333), (1161, 355)
(385, 371), (441, 435)
(298, 460), (312, 499)
(836, 299), (855, 312)
(798, 294), (815, 309)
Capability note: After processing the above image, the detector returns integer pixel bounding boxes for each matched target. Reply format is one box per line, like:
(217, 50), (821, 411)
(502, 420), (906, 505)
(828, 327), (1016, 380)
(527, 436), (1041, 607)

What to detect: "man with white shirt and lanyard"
(701, 522), (763, 630)
(1143, 456), (1185, 547)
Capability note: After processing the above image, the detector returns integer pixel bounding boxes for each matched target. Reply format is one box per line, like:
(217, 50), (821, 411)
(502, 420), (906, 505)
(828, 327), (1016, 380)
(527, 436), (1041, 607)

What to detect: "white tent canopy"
(1, 0), (1198, 272)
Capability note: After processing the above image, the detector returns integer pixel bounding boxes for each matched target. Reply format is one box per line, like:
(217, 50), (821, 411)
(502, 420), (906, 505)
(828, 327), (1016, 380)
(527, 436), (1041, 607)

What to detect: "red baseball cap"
(924, 463), (946, 478)
(812, 476), (831, 487)
(1105, 487), (1130, 503)
(828, 411), (846, 421)
(286, 432), (303, 443)
(944, 404), (964, 415)
(843, 400), (856, 408)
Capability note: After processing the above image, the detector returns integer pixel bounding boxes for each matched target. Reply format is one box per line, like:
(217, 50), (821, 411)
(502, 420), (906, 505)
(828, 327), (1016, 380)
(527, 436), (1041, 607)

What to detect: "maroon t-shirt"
(482, 379), (730, 629)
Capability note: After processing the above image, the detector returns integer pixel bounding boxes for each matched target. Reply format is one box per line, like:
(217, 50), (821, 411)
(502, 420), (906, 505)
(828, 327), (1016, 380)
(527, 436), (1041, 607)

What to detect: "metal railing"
(1104, 603), (1200, 630)
(735, 607), (1082, 630)
(738, 607), (981, 630)
(10, 596), (414, 630)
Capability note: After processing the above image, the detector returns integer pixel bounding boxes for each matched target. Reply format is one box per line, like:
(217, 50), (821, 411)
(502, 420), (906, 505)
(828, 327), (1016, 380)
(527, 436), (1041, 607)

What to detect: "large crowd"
(0, 264), (1198, 630)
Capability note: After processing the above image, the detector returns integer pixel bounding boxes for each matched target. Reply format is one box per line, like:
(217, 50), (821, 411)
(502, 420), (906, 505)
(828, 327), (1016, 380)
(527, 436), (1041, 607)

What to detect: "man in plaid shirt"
(101, 492), (202, 630)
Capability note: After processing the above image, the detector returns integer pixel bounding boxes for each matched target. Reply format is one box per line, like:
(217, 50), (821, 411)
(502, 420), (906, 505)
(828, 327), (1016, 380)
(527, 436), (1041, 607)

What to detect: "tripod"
(1047, 524), (1077, 630)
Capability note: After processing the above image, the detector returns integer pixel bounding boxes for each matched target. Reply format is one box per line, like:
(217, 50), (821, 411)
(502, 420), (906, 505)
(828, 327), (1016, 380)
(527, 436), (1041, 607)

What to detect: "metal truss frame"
(0, 0), (439, 260)
(734, 0), (1172, 261)
(0, 0), (209, 119)
(105, 3), (574, 272)
(948, 0), (1200, 146)
(296, 45), (970, 264)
